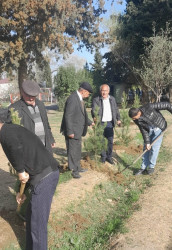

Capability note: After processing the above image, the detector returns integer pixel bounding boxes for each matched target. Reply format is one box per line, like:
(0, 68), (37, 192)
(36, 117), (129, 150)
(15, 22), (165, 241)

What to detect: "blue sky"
(72, 0), (126, 65)
(51, 1), (126, 73)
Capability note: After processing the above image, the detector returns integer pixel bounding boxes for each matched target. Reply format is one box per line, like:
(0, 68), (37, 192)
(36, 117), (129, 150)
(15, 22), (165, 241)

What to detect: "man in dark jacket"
(129, 102), (172, 175)
(60, 82), (94, 179)
(0, 120), (59, 250)
(91, 84), (121, 164)
(7, 80), (55, 153)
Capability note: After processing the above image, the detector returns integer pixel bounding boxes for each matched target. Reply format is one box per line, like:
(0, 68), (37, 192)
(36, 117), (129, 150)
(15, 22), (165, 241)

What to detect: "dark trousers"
(101, 121), (114, 160)
(65, 136), (82, 173)
(26, 169), (59, 250)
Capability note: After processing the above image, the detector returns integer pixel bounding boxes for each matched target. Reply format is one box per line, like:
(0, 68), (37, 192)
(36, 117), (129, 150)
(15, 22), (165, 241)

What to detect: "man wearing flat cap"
(7, 80), (55, 153)
(61, 82), (94, 178)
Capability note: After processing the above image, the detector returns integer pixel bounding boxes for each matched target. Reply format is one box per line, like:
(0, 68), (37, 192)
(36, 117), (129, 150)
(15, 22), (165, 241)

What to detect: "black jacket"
(91, 95), (120, 126)
(60, 91), (92, 139)
(134, 102), (172, 144)
(0, 123), (59, 177)
(7, 98), (55, 153)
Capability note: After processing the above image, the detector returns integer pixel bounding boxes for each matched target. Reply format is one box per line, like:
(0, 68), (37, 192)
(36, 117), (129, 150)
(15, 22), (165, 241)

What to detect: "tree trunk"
(169, 85), (172, 103)
(18, 59), (27, 93)
(141, 85), (149, 104)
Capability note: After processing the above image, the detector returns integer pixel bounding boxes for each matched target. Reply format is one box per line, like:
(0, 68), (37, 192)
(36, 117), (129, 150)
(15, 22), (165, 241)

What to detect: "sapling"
(84, 106), (108, 165)
(115, 92), (131, 146)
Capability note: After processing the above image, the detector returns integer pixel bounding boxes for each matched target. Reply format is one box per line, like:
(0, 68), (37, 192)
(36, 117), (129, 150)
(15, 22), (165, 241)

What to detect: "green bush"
(115, 92), (131, 146)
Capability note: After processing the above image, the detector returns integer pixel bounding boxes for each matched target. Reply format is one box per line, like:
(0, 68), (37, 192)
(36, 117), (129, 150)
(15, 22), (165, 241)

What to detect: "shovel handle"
(16, 182), (26, 212)
(132, 130), (166, 165)
(120, 129), (166, 173)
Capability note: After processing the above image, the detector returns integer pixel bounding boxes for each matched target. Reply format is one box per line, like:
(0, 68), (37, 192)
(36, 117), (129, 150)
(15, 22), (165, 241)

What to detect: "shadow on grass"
(53, 147), (67, 157)
(0, 168), (25, 250)
(1, 209), (25, 250)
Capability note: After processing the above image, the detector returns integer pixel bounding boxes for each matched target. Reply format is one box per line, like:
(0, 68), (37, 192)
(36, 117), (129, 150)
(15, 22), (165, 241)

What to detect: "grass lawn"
(3, 109), (172, 250)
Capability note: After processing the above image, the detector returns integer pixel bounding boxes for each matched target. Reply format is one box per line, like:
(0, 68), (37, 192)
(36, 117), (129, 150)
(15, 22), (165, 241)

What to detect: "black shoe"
(101, 158), (106, 164)
(106, 158), (114, 165)
(147, 168), (154, 175)
(72, 172), (81, 178)
(79, 168), (88, 173)
(134, 169), (145, 176)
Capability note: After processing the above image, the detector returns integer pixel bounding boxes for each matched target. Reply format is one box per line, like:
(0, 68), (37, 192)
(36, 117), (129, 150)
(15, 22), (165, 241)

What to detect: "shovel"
(118, 129), (166, 174)
(16, 182), (26, 221)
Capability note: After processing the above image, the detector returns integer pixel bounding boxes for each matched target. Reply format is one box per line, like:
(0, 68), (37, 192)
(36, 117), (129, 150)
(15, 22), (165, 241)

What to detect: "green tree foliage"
(54, 66), (78, 98)
(91, 49), (105, 93)
(115, 92), (131, 146)
(34, 61), (52, 87)
(10, 107), (21, 125)
(43, 62), (52, 88)
(131, 86), (141, 108)
(84, 107), (107, 164)
(117, 0), (172, 64)
(104, 40), (138, 86)
(136, 24), (172, 102)
(104, 0), (172, 88)
(53, 65), (94, 110)
(0, 0), (109, 87)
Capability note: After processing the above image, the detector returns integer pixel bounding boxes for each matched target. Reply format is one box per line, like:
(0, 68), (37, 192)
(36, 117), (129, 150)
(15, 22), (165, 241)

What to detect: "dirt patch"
(50, 170), (108, 217)
(114, 172), (127, 185)
(51, 212), (89, 234)
(114, 144), (143, 155)
(0, 145), (109, 249)
(81, 155), (116, 180)
(0, 209), (25, 249)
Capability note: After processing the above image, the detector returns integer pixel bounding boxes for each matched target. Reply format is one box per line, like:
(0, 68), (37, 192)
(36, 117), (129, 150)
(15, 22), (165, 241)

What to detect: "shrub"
(115, 92), (131, 146)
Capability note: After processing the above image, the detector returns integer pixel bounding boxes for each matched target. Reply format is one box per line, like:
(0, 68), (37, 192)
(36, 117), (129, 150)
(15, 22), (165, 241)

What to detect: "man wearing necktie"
(60, 82), (94, 178)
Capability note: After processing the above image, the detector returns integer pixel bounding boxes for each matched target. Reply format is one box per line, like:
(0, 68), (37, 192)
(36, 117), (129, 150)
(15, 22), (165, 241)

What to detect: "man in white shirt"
(92, 84), (121, 164)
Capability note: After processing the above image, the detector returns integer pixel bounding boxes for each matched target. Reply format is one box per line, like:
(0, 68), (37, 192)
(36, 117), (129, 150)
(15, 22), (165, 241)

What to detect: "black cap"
(22, 80), (40, 96)
(79, 82), (93, 93)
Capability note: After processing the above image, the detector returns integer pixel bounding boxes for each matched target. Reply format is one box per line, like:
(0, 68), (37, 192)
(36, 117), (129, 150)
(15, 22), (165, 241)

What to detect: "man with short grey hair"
(91, 84), (121, 164)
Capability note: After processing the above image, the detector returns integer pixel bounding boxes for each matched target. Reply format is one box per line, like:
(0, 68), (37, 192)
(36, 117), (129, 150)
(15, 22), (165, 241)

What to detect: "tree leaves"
(0, 0), (109, 83)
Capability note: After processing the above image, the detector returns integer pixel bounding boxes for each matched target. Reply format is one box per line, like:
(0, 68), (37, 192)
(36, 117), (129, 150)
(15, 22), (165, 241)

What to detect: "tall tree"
(43, 62), (52, 88)
(136, 25), (172, 102)
(104, 0), (172, 90)
(91, 49), (105, 93)
(117, 0), (172, 65)
(0, 0), (108, 88)
(53, 64), (94, 110)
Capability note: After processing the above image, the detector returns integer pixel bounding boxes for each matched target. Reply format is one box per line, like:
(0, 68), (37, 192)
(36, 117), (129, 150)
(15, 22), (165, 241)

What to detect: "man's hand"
(117, 120), (121, 127)
(89, 122), (95, 128)
(18, 171), (29, 184)
(68, 134), (74, 138)
(16, 193), (26, 205)
(146, 144), (151, 150)
(51, 143), (56, 148)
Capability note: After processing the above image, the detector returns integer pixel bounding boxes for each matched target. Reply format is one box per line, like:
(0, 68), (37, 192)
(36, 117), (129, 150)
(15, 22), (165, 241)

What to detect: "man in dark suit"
(7, 80), (55, 153)
(0, 119), (59, 250)
(61, 82), (94, 178)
